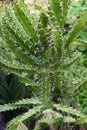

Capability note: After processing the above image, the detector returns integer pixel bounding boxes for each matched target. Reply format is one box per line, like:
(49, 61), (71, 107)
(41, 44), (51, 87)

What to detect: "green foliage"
(67, 0), (86, 24)
(0, 69), (25, 104)
(65, 8), (87, 47)
(67, 0), (87, 50)
(0, 0), (87, 129)
(6, 105), (42, 130)
(54, 104), (83, 117)
(0, 97), (41, 113)
(76, 83), (87, 114)
(67, 1), (87, 114)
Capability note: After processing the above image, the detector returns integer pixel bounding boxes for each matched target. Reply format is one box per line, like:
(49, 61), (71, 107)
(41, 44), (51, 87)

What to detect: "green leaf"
(62, 0), (70, 28)
(0, 103), (21, 113)
(61, 52), (82, 68)
(9, 124), (18, 130)
(76, 115), (87, 124)
(0, 59), (37, 74)
(13, 1), (38, 43)
(64, 116), (76, 123)
(3, 5), (33, 48)
(0, 83), (9, 100)
(49, 0), (62, 28)
(16, 74), (37, 87)
(0, 21), (35, 65)
(37, 12), (49, 51)
(52, 26), (63, 63)
(0, 98), (41, 113)
(65, 8), (87, 46)
(54, 104), (83, 117)
(74, 76), (87, 91)
(6, 105), (42, 129)
(72, 39), (87, 46)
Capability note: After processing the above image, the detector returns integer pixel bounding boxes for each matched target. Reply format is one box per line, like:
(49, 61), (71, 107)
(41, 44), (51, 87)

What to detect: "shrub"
(0, 0), (87, 129)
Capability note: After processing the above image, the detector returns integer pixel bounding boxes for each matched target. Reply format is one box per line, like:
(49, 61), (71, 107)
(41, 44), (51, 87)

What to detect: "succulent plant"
(0, 0), (87, 130)
(0, 69), (25, 104)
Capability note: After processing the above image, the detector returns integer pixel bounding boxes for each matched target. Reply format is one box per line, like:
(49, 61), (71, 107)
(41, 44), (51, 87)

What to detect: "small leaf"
(76, 115), (87, 124)
(65, 8), (87, 46)
(72, 39), (87, 46)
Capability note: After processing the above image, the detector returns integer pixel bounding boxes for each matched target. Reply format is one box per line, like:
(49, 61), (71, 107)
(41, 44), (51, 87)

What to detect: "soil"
(0, 0), (13, 6)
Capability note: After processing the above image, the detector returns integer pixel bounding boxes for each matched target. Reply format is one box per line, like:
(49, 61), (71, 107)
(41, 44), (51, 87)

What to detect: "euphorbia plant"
(0, 0), (87, 130)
